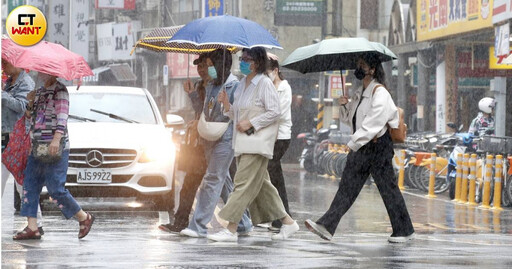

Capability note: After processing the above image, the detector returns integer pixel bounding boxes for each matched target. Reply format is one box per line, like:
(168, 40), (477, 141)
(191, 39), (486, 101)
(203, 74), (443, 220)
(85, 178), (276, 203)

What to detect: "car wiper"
(69, 114), (96, 122)
(90, 109), (139, 124)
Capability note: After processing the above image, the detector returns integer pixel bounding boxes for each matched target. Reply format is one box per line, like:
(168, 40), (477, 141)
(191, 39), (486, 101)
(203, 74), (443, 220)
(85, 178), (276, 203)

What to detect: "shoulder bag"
(196, 87), (230, 141)
(372, 84), (407, 143)
(234, 80), (279, 159)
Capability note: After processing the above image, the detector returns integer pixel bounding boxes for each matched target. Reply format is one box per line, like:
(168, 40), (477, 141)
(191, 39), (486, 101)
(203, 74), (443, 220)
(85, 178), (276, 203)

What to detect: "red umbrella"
(1, 38), (93, 81)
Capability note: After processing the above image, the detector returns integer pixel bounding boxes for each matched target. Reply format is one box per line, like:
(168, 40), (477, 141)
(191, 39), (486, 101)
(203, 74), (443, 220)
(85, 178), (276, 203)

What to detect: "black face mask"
(354, 67), (366, 80)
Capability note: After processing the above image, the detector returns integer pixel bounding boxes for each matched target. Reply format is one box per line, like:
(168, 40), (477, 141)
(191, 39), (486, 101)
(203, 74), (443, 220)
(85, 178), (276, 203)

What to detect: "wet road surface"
(2, 164), (512, 268)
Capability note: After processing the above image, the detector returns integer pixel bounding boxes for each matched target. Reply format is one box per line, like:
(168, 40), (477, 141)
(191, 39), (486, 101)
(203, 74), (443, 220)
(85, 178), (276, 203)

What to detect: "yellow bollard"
(468, 154), (478, 206)
(426, 153), (437, 198)
(454, 153), (463, 201)
(459, 154), (470, 203)
(398, 149), (405, 191)
(492, 155), (503, 211)
(480, 155), (494, 209)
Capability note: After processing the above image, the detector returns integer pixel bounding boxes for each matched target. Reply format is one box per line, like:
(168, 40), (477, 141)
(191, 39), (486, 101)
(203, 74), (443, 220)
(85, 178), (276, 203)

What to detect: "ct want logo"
(86, 150), (104, 168)
(6, 5), (47, 46)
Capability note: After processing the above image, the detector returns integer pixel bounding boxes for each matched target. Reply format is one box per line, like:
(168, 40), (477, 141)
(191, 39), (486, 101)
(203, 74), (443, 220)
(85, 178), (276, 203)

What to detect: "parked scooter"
(298, 128), (331, 173)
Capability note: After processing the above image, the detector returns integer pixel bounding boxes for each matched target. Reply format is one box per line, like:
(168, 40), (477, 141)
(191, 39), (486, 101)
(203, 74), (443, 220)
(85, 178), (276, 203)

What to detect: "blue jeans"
(20, 151), (81, 219)
(188, 141), (252, 236)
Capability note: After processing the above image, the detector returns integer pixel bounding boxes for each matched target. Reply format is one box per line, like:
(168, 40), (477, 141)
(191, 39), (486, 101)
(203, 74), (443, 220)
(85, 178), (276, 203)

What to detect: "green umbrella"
(282, 37), (397, 74)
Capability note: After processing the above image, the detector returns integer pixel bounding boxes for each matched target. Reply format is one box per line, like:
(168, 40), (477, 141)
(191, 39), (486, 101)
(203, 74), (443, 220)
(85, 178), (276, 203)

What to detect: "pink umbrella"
(1, 38), (93, 81)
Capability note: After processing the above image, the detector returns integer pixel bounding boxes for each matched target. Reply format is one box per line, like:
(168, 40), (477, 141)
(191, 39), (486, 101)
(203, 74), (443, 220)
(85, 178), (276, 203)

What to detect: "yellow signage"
(6, 5), (47, 46)
(489, 46), (512, 69)
(417, 0), (493, 41)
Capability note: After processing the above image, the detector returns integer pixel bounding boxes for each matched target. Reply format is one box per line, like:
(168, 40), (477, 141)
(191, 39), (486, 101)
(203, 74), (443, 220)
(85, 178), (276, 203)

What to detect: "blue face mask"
(207, 66), (217, 79)
(240, 61), (252, 75)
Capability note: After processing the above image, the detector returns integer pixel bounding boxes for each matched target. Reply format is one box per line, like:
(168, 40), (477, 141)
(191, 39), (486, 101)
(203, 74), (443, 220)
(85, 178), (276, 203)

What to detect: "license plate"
(77, 169), (112, 184)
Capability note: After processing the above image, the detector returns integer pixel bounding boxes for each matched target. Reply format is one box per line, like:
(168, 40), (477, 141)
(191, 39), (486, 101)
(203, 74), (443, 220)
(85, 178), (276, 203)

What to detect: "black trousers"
(173, 171), (204, 227)
(316, 131), (414, 236)
(268, 139), (291, 226)
(173, 158), (237, 227)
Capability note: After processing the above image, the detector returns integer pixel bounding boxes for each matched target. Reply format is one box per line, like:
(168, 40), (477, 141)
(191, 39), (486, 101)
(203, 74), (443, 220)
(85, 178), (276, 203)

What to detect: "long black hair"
(361, 53), (386, 89)
(208, 48), (232, 86)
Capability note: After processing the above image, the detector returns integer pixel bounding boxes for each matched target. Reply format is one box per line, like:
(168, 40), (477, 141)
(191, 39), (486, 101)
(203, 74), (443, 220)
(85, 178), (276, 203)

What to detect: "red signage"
(95, 0), (135, 10)
(166, 53), (199, 79)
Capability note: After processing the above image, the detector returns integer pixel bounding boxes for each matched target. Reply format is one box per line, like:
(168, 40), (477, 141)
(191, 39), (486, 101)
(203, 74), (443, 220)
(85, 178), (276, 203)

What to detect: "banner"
(495, 23), (510, 57)
(417, 0), (493, 41)
(96, 21), (140, 61)
(48, 0), (69, 47)
(489, 46), (512, 69)
(70, 0), (90, 61)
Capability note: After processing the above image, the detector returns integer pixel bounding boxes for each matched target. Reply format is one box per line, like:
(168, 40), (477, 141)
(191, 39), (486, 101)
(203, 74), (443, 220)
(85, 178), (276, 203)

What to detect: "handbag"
(372, 84), (407, 143)
(196, 111), (230, 141)
(234, 81), (279, 159)
(1, 116), (31, 185)
(177, 126), (207, 175)
(31, 137), (66, 163)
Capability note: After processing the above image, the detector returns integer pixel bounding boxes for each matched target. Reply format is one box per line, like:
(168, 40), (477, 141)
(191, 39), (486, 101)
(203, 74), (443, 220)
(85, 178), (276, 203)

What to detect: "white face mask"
(268, 71), (276, 82)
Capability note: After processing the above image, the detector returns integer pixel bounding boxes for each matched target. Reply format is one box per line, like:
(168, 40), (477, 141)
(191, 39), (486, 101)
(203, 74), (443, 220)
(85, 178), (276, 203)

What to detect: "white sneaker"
(256, 223), (271, 229)
(179, 228), (205, 238)
(304, 219), (332, 241)
(271, 221), (299, 240)
(207, 229), (238, 242)
(388, 232), (415, 243)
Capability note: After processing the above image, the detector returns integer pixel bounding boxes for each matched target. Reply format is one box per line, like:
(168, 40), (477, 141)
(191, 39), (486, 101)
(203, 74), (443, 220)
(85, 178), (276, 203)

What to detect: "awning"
(82, 63), (136, 83)
(132, 25), (238, 55)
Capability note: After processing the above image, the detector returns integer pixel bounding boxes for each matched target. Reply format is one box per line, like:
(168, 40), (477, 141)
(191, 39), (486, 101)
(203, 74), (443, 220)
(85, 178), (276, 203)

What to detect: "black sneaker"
(38, 227), (44, 235)
(158, 223), (173, 233)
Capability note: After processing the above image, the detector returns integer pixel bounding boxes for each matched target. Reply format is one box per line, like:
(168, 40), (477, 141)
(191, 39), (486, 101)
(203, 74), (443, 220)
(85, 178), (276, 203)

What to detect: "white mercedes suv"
(64, 86), (178, 211)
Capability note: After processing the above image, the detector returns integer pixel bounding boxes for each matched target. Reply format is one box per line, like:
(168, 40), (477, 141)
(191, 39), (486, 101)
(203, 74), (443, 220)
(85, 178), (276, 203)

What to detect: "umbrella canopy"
(167, 15), (282, 51)
(282, 37), (397, 74)
(133, 25), (239, 55)
(2, 38), (93, 80)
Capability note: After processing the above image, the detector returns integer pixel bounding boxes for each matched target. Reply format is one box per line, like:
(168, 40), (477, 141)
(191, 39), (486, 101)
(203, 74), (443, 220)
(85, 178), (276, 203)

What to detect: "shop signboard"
(489, 46), (512, 69)
(203, 0), (224, 17)
(274, 0), (323, 26)
(417, 0), (493, 41)
(95, 0), (135, 10)
(492, 0), (512, 23)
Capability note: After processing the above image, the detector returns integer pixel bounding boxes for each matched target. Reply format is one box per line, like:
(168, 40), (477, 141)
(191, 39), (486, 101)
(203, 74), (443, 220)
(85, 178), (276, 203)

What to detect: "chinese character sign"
(48, 0), (70, 47)
(205, 0), (223, 17)
(70, 0), (90, 61)
(417, 0), (493, 41)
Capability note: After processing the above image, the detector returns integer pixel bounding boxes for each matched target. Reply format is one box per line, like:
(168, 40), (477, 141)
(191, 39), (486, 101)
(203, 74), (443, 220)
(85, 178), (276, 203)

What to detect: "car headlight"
(139, 142), (175, 163)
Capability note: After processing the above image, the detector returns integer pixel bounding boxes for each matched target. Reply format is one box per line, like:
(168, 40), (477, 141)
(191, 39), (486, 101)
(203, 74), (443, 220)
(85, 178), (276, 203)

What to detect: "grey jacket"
(2, 71), (34, 133)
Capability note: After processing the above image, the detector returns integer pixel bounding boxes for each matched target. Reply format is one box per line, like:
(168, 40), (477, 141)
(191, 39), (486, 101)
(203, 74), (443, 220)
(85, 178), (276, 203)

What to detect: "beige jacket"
(340, 80), (399, 152)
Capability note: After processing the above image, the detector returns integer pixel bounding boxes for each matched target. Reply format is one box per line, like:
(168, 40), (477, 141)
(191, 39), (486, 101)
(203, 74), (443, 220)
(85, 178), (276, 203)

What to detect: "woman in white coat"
(305, 53), (415, 243)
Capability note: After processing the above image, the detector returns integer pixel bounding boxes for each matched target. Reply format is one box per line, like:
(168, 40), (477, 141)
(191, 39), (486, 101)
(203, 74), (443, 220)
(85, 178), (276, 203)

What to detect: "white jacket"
(340, 80), (399, 152)
(276, 80), (292, 140)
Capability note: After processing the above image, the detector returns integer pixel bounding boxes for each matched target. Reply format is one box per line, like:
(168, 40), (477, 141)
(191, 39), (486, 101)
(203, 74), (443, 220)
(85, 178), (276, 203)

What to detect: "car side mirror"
(165, 114), (185, 128)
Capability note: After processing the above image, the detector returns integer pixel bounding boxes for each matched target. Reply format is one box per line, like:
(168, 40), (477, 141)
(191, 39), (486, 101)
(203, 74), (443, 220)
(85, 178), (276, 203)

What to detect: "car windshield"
(69, 92), (157, 124)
